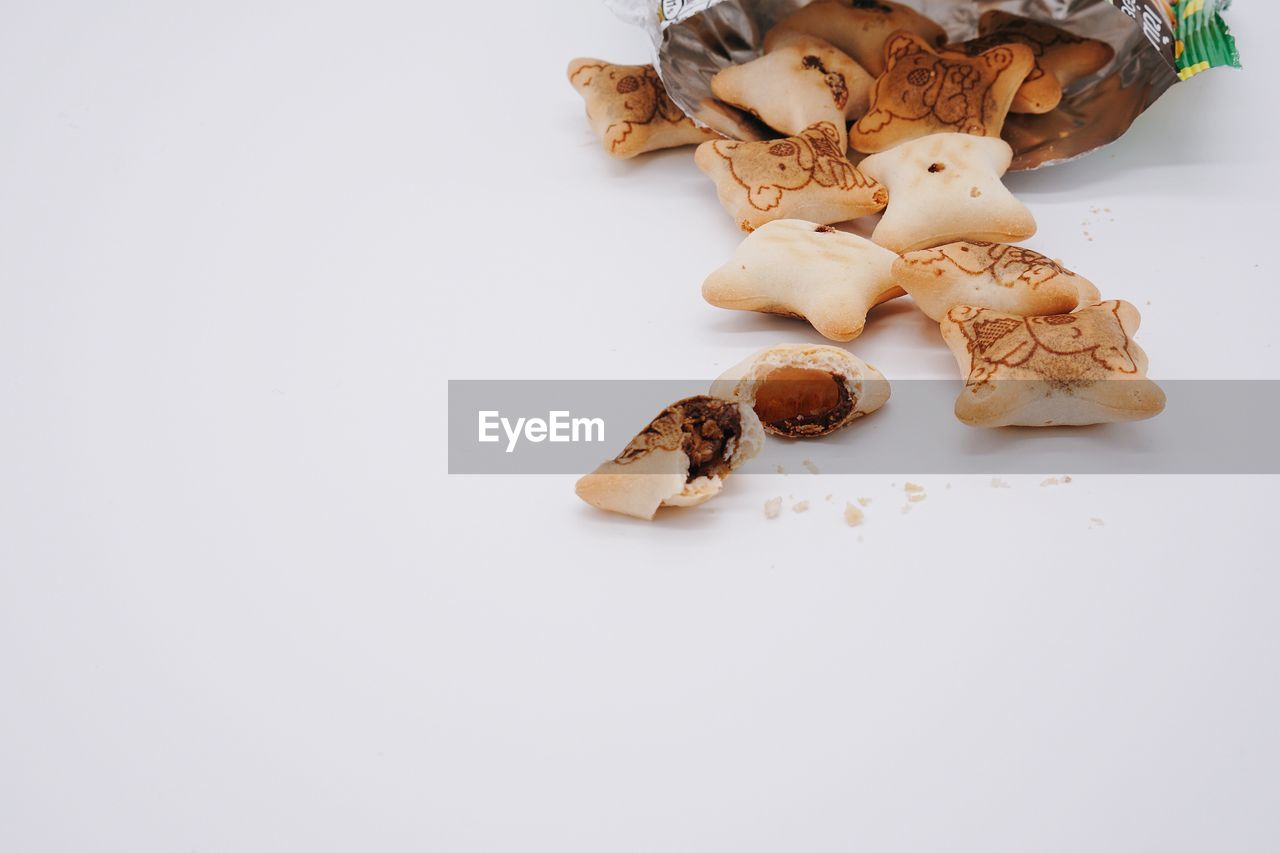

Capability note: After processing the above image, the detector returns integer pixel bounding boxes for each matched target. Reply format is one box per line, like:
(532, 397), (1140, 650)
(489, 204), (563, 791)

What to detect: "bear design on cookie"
(951, 303), (1140, 387)
(567, 59), (717, 157)
(717, 122), (870, 212)
(849, 32), (1034, 152)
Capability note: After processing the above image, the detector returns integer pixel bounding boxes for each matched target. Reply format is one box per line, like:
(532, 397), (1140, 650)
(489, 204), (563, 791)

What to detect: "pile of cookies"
(567, 1), (1165, 521)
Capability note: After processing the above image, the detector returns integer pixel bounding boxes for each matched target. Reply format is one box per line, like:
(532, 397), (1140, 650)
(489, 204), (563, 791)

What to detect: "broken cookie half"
(575, 396), (764, 520)
(711, 344), (890, 439)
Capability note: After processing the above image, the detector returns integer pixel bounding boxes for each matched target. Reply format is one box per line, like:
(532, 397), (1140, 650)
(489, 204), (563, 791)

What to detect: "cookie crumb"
(764, 497), (782, 519)
(1063, 476), (1073, 484)
(843, 503), (864, 527)
(908, 493), (927, 503)
(1041, 477), (1060, 487)
(904, 482), (924, 494)
(802, 458), (820, 474)
(775, 464), (786, 475)
(792, 500), (809, 513)
(857, 497), (872, 507)
(990, 478), (1011, 489)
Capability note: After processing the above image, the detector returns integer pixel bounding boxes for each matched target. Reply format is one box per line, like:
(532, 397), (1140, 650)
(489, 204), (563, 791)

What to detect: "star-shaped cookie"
(939, 301), (1166, 427)
(694, 121), (887, 232)
(703, 219), (903, 341)
(711, 33), (873, 148)
(567, 58), (719, 158)
(950, 11), (1115, 115)
(895, 241), (1101, 321)
(857, 133), (1036, 252)
(765, 0), (947, 76)
(848, 32), (1035, 154)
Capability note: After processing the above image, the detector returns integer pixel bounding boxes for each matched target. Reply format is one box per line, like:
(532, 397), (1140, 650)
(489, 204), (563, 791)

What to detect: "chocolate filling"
(676, 397), (743, 481)
(613, 396), (743, 482)
(753, 368), (854, 437)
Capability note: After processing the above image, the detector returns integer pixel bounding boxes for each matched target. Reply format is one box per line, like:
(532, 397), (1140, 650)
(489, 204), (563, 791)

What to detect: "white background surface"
(3, 2), (1278, 851)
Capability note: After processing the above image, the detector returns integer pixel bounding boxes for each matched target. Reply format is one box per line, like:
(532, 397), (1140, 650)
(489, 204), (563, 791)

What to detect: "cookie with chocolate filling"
(711, 344), (890, 439)
(575, 396), (764, 520)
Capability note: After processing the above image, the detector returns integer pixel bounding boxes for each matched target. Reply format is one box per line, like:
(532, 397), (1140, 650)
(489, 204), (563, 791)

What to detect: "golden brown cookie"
(694, 122), (887, 232)
(703, 220), (902, 341)
(765, 0), (947, 76)
(939, 301), (1166, 427)
(711, 344), (890, 439)
(575, 396), (764, 520)
(964, 11), (1116, 115)
(848, 32), (1035, 154)
(567, 58), (719, 158)
(894, 241), (1100, 321)
(711, 34), (874, 146)
(857, 133), (1036, 253)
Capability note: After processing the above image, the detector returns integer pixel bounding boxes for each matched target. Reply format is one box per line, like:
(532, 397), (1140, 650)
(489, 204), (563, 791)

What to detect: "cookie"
(765, 0), (947, 76)
(969, 11), (1115, 115)
(848, 32), (1035, 154)
(939, 301), (1166, 427)
(894, 241), (1101, 321)
(857, 133), (1036, 252)
(694, 122), (887, 232)
(575, 396), (764, 520)
(710, 34), (874, 147)
(567, 58), (719, 158)
(711, 344), (890, 438)
(703, 219), (902, 341)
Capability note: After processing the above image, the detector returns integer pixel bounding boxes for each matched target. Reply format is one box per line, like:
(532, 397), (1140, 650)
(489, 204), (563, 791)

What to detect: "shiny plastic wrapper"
(605, 0), (1238, 169)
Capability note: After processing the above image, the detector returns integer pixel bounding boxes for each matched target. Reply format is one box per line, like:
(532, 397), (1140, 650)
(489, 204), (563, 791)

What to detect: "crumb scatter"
(764, 497), (782, 519)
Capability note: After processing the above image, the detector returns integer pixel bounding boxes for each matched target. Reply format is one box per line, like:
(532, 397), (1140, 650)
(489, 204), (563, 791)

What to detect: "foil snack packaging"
(605, 0), (1239, 169)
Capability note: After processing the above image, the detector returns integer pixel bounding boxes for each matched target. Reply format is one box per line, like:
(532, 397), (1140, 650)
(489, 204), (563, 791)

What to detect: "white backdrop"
(3, 2), (1278, 851)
